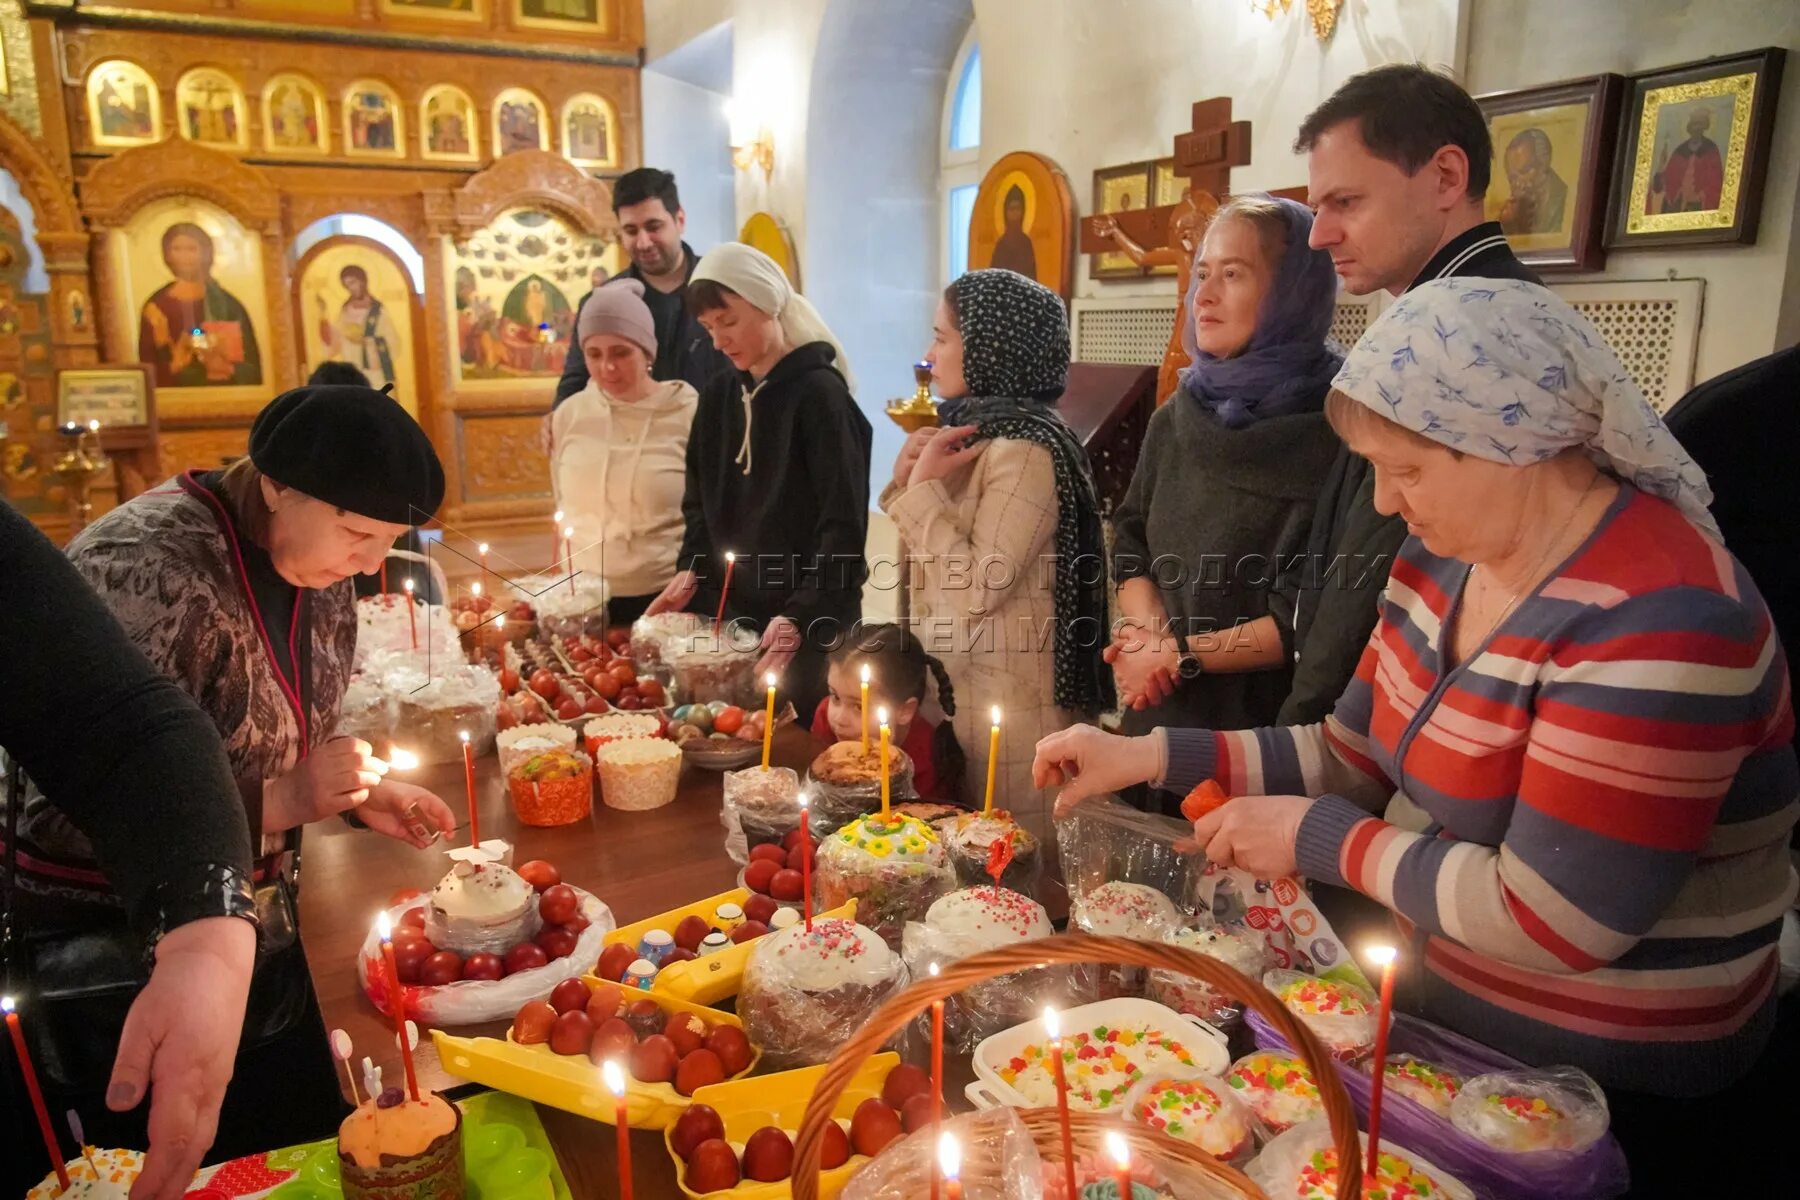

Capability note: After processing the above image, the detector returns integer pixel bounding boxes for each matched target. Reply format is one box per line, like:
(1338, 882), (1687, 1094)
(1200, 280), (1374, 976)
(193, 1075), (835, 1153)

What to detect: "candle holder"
(886, 361), (940, 433)
(50, 421), (112, 534)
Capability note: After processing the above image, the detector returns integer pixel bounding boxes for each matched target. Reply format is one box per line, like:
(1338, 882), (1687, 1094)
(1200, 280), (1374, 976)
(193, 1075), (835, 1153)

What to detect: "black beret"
(248, 385), (445, 524)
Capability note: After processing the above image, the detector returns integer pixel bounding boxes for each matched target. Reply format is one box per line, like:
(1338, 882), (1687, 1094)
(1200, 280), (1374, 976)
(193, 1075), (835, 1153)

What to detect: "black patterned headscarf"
(938, 269), (1114, 713)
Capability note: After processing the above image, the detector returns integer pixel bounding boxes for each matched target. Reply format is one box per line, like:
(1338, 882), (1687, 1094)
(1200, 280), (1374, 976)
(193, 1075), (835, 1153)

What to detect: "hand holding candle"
(3, 996), (70, 1191)
(877, 707), (891, 818)
(982, 705), (1002, 815)
(603, 1059), (633, 1200)
(375, 913), (420, 1101)
(1364, 943), (1400, 1176)
(1044, 1006), (1077, 1200)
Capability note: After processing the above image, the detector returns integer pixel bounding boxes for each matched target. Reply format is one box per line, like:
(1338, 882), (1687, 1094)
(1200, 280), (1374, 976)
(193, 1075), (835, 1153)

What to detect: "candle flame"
(88, 419), (100, 432)
(0, 995), (14, 1013)
(478, 543), (489, 555)
(552, 510), (564, 523)
(601, 1059), (626, 1097)
(1042, 1006), (1060, 1040)
(766, 672), (777, 688)
(376, 911), (393, 942)
(860, 663), (870, 684)
(798, 790), (810, 811)
(389, 748), (420, 772)
(929, 961), (939, 978)
(471, 581), (482, 597)
(1365, 943), (1398, 968)
(876, 706), (889, 726)
(938, 1131), (961, 1181)
(459, 729), (470, 743)
(725, 550), (736, 563)
(1106, 1130), (1130, 1170)
(563, 526), (574, 539)
(495, 615), (507, 630)
(991, 704), (1001, 727)
(403, 578), (414, 594)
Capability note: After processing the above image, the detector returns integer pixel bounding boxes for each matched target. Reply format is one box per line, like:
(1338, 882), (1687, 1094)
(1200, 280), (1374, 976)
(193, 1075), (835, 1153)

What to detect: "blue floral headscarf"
(1332, 277), (1719, 539)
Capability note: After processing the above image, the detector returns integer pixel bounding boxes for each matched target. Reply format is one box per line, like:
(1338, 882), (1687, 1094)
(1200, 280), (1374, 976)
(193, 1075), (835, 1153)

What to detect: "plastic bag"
(1055, 797), (1206, 918)
(842, 1107), (1039, 1200)
(1248, 1118), (1476, 1200)
(1244, 1009), (1631, 1199)
(1373, 1054), (1465, 1119)
(900, 887), (1073, 1051)
(1121, 1071), (1261, 1166)
(738, 916), (909, 1071)
(1260, 969), (1381, 1062)
(937, 810), (1044, 897)
(806, 746), (920, 836)
(1194, 867), (1365, 986)
(1223, 1050), (1326, 1135)
(355, 890), (614, 1025)
(721, 765), (802, 865)
(817, 813), (957, 950)
(628, 611), (707, 669)
(667, 625), (760, 706)
(1146, 923), (1274, 1032)
(1451, 1068), (1610, 1155)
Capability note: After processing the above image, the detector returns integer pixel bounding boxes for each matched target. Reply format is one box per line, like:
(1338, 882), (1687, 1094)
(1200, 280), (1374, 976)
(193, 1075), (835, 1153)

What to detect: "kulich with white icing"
(1128, 1074), (1256, 1160)
(755, 917), (897, 991)
(423, 859), (538, 955)
(1074, 881), (1183, 938)
(922, 886), (1052, 954)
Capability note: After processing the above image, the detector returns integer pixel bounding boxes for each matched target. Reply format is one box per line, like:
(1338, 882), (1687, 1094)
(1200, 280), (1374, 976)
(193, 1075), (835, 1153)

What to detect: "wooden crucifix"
(1079, 97), (1253, 404)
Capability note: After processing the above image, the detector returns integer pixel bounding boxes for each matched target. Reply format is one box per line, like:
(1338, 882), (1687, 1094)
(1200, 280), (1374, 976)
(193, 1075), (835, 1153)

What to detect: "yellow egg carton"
(602, 888), (858, 1006)
(432, 988), (760, 1131)
(666, 1052), (902, 1200)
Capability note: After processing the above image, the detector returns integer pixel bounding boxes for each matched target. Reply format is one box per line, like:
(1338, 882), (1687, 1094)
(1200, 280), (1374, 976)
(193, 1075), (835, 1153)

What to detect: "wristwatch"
(1175, 647), (1205, 682)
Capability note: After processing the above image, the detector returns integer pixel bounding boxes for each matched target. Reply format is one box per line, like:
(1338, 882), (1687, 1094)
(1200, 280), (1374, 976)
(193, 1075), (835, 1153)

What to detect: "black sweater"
(678, 342), (871, 643)
(0, 499), (251, 943)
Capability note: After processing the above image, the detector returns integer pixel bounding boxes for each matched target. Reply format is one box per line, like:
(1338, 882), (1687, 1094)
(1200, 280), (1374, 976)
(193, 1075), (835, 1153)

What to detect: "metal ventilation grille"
(1075, 296), (1388, 365)
(1557, 281), (1705, 412)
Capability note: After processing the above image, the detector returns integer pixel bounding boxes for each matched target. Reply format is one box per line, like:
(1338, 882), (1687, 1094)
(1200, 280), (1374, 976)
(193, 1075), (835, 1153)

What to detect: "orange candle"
(459, 730), (479, 846)
(982, 706), (1001, 814)
(3, 997), (69, 1192)
(799, 791), (813, 932)
(379, 558), (388, 595)
(603, 1060), (633, 1200)
(1364, 944), (1400, 1176)
(1044, 1007), (1077, 1200)
(929, 963), (944, 1200)
(1107, 1130), (1133, 1200)
(761, 673), (778, 769)
(877, 708), (891, 818)
(403, 578), (417, 651)
(375, 913), (420, 1101)
(714, 551), (736, 628)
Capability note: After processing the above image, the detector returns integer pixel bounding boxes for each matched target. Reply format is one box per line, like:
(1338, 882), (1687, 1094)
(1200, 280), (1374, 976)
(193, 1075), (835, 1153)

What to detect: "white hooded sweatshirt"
(550, 377), (698, 597)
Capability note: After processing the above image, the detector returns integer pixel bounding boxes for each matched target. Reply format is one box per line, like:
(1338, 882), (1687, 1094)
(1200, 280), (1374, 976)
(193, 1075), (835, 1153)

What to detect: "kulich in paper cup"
(595, 737), (683, 811)
(496, 723), (577, 776)
(338, 1094), (464, 1200)
(506, 749), (593, 826)
(582, 711), (663, 760)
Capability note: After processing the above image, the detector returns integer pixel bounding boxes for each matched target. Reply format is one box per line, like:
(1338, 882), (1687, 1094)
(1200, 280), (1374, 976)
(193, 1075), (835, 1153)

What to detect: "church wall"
(642, 71), (734, 253)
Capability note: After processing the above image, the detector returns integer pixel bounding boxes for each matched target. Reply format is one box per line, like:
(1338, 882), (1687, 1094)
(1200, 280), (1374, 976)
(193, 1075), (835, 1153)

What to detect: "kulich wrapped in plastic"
(594, 737), (682, 811)
(337, 1090), (465, 1200)
(629, 610), (708, 669)
(1224, 1050), (1325, 1135)
(936, 809), (1042, 896)
(355, 594), (461, 670)
(1248, 1118), (1475, 1200)
(841, 1107), (1041, 1200)
(531, 573), (609, 641)
(496, 722), (577, 776)
(1450, 1068), (1609, 1154)
(382, 659), (501, 765)
(1071, 880), (1187, 1001)
(1375, 1055), (1466, 1119)
(337, 672), (392, 750)
(721, 764), (802, 864)
(901, 885), (1071, 1050)
(738, 916), (909, 1071)
(1147, 923), (1273, 1031)
(1262, 969), (1382, 1062)
(816, 812), (956, 950)
(422, 856), (541, 957)
(806, 741), (919, 835)
(1122, 1072), (1260, 1165)
(505, 748), (593, 826)
(666, 624), (760, 706)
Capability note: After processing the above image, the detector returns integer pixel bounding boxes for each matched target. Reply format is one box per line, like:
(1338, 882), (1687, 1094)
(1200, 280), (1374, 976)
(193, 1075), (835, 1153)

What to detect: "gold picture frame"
(57, 366), (153, 429)
(381, 0), (486, 22)
(262, 73), (328, 156)
(511, 0), (610, 33)
(85, 60), (161, 149)
(174, 67), (249, 151)
(421, 84), (481, 163)
(493, 87), (549, 156)
(342, 79), (405, 159)
(560, 92), (617, 168)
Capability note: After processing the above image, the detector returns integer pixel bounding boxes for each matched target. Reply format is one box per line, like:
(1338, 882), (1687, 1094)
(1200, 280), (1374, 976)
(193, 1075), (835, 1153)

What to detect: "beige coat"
(880, 437), (1072, 839)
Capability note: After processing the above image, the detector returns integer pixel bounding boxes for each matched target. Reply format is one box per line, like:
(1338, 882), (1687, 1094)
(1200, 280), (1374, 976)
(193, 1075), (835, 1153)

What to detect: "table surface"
(297, 725), (995, 1198)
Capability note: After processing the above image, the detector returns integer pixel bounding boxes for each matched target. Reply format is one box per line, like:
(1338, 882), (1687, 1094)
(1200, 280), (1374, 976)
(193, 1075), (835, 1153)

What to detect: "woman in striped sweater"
(1036, 279), (1795, 1181)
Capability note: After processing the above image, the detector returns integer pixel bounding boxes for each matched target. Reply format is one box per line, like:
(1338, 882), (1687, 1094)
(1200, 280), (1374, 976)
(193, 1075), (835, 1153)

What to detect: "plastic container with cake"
(815, 811), (956, 950)
(1262, 968), (1383, 1063)
(1069, 880), (1188, 1000)
(337, 1088), (465, 1200)
(496, 722), (578, 776)
(936, 808), (1042, 896)
(722, 763), (802, 863)
(505, 748), (594, 826)
(1248, 1119), (1475, 1200)
(384, 661), (502, 765)
(665, 624), (760, 706)
(1122, 1071), (1260, 1166)
(594, 736), (683, 811)
(629, 610), (709, 670)
(901, 884), (1076, 1049)
(806, 740), (918, 835)
(738, 915), (909, 1072)
(424, 853), (542, 957)
(1146, 922), (1274, 1032)
(531, 574), (610, 642)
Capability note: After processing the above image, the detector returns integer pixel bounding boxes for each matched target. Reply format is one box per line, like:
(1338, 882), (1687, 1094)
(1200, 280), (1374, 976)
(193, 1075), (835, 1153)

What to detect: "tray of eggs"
(433, 980), (760, 1131)
(667, 701), (801, 770)
(734, 833), (818, 912)
(667, 1053), (939, 1198)
(496, 634), (669, 731)
(596, 884), (857, 1007)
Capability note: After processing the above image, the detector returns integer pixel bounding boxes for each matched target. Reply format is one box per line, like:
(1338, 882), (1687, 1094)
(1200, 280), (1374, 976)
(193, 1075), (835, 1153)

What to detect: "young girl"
(811, 624), (966, 805)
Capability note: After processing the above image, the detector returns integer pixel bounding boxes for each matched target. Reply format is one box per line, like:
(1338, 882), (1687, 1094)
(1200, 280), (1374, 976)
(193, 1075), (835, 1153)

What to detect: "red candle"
(459, 730), (479, 846)
(1364, 944), (1400, 1176)
(477, 542), (490, 597)
(938, 1132), (961, 1200)
(563, 527), (575, 594)
(1044, 1008), (1077, 1200)
(550, 510), (564, 570)
(1107, 1130), (1133, 1199)
(714, 551), (736, 628)
(929, 963), (944, 1200)
(403, 579), (418, 651)
(379, 559), (388, 596)
(376, 914), (420, 1101)
(603, 1060), (633, 1200)
(3, 997), (69, 1192)
(798, 793), (813, 932)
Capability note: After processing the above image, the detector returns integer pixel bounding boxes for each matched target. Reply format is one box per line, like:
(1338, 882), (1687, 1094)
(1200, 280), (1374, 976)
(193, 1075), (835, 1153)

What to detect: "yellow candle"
(761, 673), (778, 770)
(983, 706), (1002, 815)
(859, 663), (871, 753)
(878, 707), (891, 818)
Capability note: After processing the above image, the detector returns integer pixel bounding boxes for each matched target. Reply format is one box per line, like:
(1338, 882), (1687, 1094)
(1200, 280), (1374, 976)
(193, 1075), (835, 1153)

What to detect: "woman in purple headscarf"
(1107, 195), (1342, 797)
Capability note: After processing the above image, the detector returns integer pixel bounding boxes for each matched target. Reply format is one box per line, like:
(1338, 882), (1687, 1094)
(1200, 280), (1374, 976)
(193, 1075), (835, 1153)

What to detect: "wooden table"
(298, 726), (983, 1197)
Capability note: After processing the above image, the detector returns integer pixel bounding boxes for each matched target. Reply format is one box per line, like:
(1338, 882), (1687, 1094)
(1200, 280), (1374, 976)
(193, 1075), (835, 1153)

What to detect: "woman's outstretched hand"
(644, 570), (698, 618)
(1032, 724), (1163, 817)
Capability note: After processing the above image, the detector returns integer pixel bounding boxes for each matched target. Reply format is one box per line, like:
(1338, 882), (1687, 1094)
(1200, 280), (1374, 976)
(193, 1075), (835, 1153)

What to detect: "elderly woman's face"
(926, 298), (966, 400)
(259, 479), (407, 588)
(1346, 420), (1532, 562)
(1191, 217), (1273, 359)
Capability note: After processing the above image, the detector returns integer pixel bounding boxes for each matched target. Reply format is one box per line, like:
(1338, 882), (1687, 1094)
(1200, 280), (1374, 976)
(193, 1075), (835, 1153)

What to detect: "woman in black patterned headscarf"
(880, 268), (1111, 837)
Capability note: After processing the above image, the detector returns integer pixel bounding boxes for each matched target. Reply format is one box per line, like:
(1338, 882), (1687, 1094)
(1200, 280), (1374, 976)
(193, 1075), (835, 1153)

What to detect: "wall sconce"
(724, 98), (775, 178)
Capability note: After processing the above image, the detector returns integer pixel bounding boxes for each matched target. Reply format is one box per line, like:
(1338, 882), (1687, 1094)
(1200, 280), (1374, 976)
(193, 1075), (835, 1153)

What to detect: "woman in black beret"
(7, 382), (457, 1162)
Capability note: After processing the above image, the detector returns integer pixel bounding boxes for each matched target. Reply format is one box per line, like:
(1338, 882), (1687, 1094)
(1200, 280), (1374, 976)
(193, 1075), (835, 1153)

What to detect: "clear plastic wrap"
(1374, 1055), (1465, 1120)
(1056, 798), (1206, 918)
(1068, 879), (1188, 1003)
(628, 611), (708, 669)
(721, 765), (801, 865)
(841, 1108), (1040, 1200)
(737, 917), (909, 1071)
(355, 595), (461, 669)
(1121, 1071), (1260, 1166)
(900, 886), (1072, 1051)
(1261, 969), (1381, 1062)
(495, 723), (577, 776)
(337, 673), (392, 749)
(805, 744), (919, 835)
(1146, 924), (1274, 1032)
(666, 625), (760, 706)
(936, 810), (1043, 896)
(531, 576), (609, 641)
(1450, 1068), (1609, 1155)
(388, 662), (501, 765)
(1248, 1118), (1476, 1200)
(1223, 1051), (1325, 1135)
(421, 860), (540, 957)
(816, 813), (957, 950)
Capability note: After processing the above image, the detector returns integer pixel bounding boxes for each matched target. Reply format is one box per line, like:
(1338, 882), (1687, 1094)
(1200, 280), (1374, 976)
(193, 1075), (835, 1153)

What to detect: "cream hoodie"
(551, 377), (698, 597)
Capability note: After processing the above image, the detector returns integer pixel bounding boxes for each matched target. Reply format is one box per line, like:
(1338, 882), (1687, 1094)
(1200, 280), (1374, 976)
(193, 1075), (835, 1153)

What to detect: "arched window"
(939, 30), (980, 287)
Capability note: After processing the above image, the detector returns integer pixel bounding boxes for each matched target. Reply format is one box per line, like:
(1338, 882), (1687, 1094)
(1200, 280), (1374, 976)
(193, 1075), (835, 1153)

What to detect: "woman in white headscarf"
(645, 243), (871, 714)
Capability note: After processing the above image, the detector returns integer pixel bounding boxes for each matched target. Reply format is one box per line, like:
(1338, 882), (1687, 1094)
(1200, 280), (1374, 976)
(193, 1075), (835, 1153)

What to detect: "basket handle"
(788, 932), (1364, 1200)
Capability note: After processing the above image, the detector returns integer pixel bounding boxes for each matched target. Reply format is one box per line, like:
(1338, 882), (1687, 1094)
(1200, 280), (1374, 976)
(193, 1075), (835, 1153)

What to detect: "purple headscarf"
(1177, 195), (1342, 428)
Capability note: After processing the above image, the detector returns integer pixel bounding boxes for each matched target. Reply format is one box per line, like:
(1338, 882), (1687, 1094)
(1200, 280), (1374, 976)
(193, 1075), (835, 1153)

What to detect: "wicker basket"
(790, 932), (1364, 1200)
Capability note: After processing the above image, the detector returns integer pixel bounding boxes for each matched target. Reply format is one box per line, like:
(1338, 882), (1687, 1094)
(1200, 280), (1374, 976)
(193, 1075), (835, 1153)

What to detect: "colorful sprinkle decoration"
(1278, 976), (1373, 1018)
(1296, 1146), (1449, 1200)
(997, 1024), (1199, 1112)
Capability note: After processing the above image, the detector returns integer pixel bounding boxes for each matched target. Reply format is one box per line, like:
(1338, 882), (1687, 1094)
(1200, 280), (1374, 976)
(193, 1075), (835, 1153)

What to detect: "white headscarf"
(690, 242), (855, 474)
(1332, 277), (1719, 539)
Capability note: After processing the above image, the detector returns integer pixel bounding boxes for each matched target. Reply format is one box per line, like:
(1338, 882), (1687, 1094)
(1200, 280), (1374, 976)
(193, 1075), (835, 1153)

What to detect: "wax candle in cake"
(1363, 943), (1400, 1176)
(714, 551), (736, 628)
(1044, 1007), (1077, 1200)
(798, 790), (813, 931)
(374, 913), (420, 1101)
(859, 663), (871, 752)
(877, 707), (891, 818)
(550, 511), (564, 571)
(929, 962), (944, 1200)
(602, 1059), (633, 1200)
(3, 997), (69, 1192)
(403, 578), (417, 650)
(983, 706), (1001, 815)
(939, 1131), (962, 1200)
(562, 528), (575, 593)
(1107, 1130), (1133, 1200)
(459, 730), (479, 846)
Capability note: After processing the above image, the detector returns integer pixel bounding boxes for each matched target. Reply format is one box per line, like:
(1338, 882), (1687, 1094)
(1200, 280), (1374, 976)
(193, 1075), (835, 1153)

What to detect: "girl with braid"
(811, 623), (967, 805)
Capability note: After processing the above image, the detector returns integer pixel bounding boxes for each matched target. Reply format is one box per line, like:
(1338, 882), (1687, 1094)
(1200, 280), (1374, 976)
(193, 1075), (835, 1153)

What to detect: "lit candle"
(982, 706), (1002, 815)
(929, 962), (944, 1200)
(563, 527), (575, 593)
(1364, 944), (1400, 1177)
(375, 914), (420, 1101)
(1107, 1130), (1133, 1200)
(402, 578), (417, 650)
(3, 997), (70, 1192)
(761, 673), (778, 770)
(859, 663), (871, 753)
(477, 541), (490, 596)
(798, 791), (813, 931)
(1044, 1007), (1077, 1200)
(387, 748), (420, 772)
(877, 707), (891, 818)
(603, 1059), (633, 1200)
(714, 551), (737, 628)
(551, 510), (564, 570)
(938, 1131), (962, 1200)
(459, 730), (479, 846)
